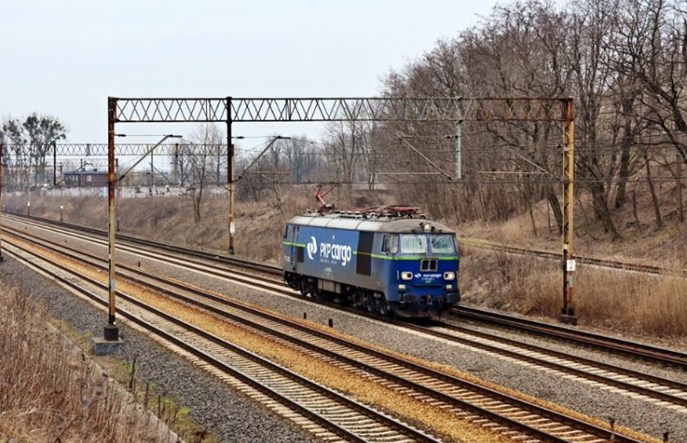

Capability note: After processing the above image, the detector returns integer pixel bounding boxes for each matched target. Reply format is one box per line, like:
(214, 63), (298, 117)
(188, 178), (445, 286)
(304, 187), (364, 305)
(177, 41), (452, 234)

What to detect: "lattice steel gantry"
(102, 96), (577, 341)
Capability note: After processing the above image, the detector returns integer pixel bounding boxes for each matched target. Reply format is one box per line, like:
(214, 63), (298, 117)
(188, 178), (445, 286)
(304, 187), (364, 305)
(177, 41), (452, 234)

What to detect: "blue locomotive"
(282, 207), (460, 318)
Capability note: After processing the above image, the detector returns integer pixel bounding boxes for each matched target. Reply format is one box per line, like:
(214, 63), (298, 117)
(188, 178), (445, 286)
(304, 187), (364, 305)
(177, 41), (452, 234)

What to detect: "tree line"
(4, 0), (687, 238)
(376, 0), (687, 239)
(230, 0), (687, 239)
(0, 114), (67, 189)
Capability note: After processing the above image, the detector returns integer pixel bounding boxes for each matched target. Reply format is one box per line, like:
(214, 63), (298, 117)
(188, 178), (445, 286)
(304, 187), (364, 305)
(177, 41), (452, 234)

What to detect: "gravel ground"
(0, 258), (317, 443)
(7, 219), (687, 442)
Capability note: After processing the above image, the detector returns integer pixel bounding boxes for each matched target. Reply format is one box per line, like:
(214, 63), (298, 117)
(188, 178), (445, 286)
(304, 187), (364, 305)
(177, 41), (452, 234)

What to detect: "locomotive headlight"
(443, 271), (456, 281)
(400, 271), (413, 281)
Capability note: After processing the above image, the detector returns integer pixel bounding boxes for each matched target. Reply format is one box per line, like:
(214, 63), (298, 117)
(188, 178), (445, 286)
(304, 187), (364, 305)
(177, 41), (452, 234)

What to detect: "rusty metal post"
(454, 97), (462, 180)
(560, 98), (577, 325)
(226, 97), (235, 255)
(105, 97), (119, 341)
(0, 141), (4, 263)
(52, 141), (57, 186)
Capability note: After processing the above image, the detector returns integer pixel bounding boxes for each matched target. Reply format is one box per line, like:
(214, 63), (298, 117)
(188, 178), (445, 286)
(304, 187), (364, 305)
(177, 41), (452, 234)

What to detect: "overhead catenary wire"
(230, 175), (687, 186)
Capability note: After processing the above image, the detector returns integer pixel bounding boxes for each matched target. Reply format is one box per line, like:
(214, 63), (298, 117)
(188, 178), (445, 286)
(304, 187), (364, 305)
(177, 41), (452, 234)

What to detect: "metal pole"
(227, 97), (235, 255)
(560, 98), (577, 325)
(105, 97), (119, 341)
(455, 106), (462, 180)
(150, 148), (154, 196)
(53, 141), (57, 187)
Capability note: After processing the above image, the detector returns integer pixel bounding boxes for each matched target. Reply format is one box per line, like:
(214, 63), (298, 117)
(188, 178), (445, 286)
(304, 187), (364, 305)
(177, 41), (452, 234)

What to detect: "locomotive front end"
(384, 222), (460, 318)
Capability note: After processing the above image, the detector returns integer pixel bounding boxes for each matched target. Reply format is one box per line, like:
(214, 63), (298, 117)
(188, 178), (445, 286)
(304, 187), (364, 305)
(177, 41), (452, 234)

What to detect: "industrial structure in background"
(63, 169), (108, 187)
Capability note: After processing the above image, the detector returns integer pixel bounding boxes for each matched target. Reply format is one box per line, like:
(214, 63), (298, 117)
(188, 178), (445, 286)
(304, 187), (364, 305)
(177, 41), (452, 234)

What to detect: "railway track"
(9, 212), (682, 276)
(458, 238), (687, 277)
(403, 320), (687, 412)
(453, 307), (687, 370)
(2, 225), (654, 442)
(6, 213), (687, 371)
(3, 234), (440, 443)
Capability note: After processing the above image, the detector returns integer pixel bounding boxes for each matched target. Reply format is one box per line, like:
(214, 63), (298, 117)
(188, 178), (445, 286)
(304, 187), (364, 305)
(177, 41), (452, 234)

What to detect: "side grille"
(420, 259), (438, 272)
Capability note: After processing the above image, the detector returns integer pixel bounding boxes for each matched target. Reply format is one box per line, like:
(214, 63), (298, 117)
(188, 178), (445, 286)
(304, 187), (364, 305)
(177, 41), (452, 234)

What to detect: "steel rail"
(453, 306), (687, 369)
(7, 212), (278, 274)
(9, 213), (687, 369)
(3, 238), (439, 443)
(3, 227), (656, 443)
(403, 320), (687, 408)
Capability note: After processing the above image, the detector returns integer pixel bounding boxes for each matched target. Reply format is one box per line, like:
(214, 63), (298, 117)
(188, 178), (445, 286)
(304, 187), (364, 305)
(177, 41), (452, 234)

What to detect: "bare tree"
(613, 0), (687, 162)
(323, 120), (374, 202)
(186, 124), (224, 223)
(565, 0), (622, 239)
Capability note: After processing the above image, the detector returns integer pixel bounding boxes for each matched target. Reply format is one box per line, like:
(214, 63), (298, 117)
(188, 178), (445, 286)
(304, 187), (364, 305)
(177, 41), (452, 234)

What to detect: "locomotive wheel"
(299, 281), (310, 297)
(352, 291), (364, 308)
(377, 296), (390, 316)
(364, 293), (375, 312)
(301, 280), (319, 299)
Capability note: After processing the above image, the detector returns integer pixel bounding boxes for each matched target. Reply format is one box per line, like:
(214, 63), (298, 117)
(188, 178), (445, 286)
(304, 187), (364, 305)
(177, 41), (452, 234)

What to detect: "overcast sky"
(1, 0), (506, 146)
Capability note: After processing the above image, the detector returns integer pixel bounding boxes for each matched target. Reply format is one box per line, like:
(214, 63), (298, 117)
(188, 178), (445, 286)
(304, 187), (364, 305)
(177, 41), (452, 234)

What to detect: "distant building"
(64, 170), (108, 187)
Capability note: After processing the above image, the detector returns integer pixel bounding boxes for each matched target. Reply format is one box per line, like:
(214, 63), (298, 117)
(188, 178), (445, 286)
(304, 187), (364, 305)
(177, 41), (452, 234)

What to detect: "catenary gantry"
(0, 96), (576, 341)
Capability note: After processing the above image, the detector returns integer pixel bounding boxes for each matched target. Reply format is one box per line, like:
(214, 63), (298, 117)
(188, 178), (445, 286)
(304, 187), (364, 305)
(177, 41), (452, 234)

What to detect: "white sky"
(1, 0), (505, 146)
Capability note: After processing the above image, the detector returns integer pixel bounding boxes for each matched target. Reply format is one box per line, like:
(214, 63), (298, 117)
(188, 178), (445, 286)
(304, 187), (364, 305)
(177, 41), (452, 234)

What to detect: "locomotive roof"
(286, 213), (455, 234)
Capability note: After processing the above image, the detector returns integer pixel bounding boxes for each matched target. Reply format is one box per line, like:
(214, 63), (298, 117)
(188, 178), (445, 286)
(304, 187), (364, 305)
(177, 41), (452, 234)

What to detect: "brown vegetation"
(461, 249), (687, 340)
(0, 279), (179, 442)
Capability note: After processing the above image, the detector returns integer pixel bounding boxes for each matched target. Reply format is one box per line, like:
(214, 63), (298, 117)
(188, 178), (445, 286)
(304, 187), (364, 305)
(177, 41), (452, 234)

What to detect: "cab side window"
(381, 234), (398, 254)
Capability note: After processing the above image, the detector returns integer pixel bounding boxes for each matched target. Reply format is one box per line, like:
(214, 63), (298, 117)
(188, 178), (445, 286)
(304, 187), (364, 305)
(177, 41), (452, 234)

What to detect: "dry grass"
(0, 280), (179, 442)
(457, 196), (687, 272)
(460, 250), (561, 316)
(461, 251), (687, 339)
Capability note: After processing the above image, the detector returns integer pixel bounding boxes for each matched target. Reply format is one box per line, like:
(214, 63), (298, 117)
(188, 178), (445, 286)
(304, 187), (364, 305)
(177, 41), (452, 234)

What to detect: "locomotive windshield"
(430, 235), (456, 254)
(398, 234), (457, 255)
(400, 235), (427, 253)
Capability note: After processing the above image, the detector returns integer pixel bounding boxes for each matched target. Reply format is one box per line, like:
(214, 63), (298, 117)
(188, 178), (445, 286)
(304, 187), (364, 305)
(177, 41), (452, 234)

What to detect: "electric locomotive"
(282, 206), (460, 318)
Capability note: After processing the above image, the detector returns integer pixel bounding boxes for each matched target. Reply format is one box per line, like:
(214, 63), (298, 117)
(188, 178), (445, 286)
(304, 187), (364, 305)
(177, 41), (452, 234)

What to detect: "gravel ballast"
(6, 219), (687, 442)
(0, 258), (317, 443)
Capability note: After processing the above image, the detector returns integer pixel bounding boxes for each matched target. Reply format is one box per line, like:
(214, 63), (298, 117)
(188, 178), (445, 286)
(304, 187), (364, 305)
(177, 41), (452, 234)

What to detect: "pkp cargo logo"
(305, 236), (352, 266)
(306, 237), (318, 260)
